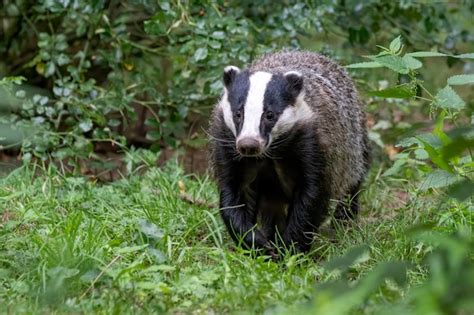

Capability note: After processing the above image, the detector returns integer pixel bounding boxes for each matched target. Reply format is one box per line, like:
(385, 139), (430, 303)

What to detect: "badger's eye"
(235, 110), (242, 120)
(265, 111), (275, 121)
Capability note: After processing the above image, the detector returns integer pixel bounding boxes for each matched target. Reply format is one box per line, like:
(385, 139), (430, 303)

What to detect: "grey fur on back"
(250, 51), (369, 201)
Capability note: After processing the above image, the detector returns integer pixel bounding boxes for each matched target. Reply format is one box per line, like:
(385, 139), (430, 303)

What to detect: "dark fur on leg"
(278, 128), (330, 253)
(334, 183), (362, 221)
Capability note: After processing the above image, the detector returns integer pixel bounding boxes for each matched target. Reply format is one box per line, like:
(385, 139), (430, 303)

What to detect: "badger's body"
(209, 51), (370, 254)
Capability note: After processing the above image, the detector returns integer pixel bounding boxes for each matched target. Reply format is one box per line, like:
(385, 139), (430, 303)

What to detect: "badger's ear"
(223, 66), (240, 89)
(284, 71), (304, 98)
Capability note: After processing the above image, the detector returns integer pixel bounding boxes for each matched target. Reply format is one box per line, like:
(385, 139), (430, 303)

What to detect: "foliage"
(0, 2), (473, 314)
(288, 230), (474, 315)
(0, 160), (470, 314)
(348, 36), (474, 200)
(1, 0), (473, 162)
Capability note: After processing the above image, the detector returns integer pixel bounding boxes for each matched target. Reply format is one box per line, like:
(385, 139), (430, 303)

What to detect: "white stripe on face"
(237, 71), (273, 141)
(219, 91), (236, 136)
(271, 94), (313, 139)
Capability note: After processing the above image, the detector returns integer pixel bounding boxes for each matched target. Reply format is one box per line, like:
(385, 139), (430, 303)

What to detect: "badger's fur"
(209, 51), (370, 254)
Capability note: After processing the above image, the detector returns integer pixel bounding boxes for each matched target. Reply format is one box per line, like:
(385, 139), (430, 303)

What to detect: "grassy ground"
(0, 160), (470, 314)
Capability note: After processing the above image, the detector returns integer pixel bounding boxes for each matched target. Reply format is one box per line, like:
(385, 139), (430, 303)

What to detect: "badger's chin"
(239, 153), (264, 158)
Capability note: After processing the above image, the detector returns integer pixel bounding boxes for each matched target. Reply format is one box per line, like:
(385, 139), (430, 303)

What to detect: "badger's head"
(219, 66), (313, 157)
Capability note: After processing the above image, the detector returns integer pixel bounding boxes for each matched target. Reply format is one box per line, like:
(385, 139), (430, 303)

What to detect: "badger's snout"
(236, 137), (264, 156)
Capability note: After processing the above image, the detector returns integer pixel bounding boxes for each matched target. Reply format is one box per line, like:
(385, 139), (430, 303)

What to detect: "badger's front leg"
(215, 152), (271, 252)
(283, 183), (330, 252)
(282, 140), (331, 253)
(219, 183), (271, 251)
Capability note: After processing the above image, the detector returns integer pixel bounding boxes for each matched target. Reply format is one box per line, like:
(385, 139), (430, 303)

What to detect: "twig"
(79, 254), (121, 299)
(179, 192), (217, 208)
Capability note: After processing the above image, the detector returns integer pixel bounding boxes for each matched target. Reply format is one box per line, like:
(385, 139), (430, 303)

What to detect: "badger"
(209, 51), (370, 254)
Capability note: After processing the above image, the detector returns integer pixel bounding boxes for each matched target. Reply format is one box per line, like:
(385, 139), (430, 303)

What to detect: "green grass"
(0, 161), (471, 314)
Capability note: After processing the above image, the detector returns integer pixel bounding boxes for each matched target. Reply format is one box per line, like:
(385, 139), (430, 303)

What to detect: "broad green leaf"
(383, 159), (407, 177)
(324, 245), (370, 273)
(211, 31), (225, 39)
(79, 119), (93, 132)
(414, 148), (429, 160)
(406, 51), (447, 57)
(116, 244), (149, 254)
(397, 134), (442, 149)
(455, 53), (474, 59)
(48, 266), (80, 278)
(367, 84), (415, 99)
(139, 219), (164, 241)
(369, 55), (409, 74)
(358, 261), (409, 291)
(44, 62), (56, 77)
(441, 137), (474, 159)
(447, 180), (474, 201)
(345, 61), (383, 69)
(419, 170), (459, 190)
(396, 137), (420, 148)
(146, 130), (161, 141)
(389, 36), (403, 54)
(417, 137), (453, 172)
(368, 130), (384, 148)
(193, 47), (208, 61)
(433, 112), (451, 146)
(447, 74), (474, 85)
(403, 55), (422, 70)
(434, 85), (465, 110)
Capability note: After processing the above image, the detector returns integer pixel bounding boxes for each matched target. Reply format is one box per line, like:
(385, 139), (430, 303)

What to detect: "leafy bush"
(1, 1), (472, 163)
(348, 37), (473, 200)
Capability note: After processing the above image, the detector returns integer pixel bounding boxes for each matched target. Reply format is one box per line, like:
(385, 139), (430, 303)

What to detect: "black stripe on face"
(261, 74), (298, 139)
(227, 70), (250, 135)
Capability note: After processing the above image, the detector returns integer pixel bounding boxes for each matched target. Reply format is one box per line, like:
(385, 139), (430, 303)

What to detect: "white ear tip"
(224, 65), (240, 73)
(284, 70), (302, 77)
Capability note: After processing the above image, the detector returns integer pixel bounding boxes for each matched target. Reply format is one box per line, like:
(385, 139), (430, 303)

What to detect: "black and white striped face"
(219, 66), (313, 157)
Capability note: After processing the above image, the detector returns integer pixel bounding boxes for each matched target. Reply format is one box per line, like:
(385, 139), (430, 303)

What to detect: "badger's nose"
(236, 137), (262, 156)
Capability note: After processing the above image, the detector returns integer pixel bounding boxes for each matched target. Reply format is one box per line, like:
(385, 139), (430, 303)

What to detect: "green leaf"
(116, 244), (149, 254)
(324, 245), (370, 273)
(419, 170), (459, 190)
(56, 53), (70, 66)
(455, 53), (474, 59)
(146, 130), (161, 141)
(358, 261), (409, 290)
(389, 36), (403, 54)
(367, 84), (415, 99)
(417, 137), (453, 172)
(396, 136), (421, 148)
(447, 74), (474, 85)
(369, 55), (409, 74)
(79, 119), (93, 132)
(0, 76), (26, 86)
(406, 51), (447, 57)
(402, 55), (422, 70)
(383, 159), (407, 177)
(414, 148), (429, 160)
(447, 180), (474, 201)
(44, 62), (56, 77)
(434, 85), (465, 110)
(193, 47), (208, 61)
(441, 135), (474, 160)
(211, 31), (226, 40)
(345, 61), (383, 69)
(139, 219), (164, 241)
